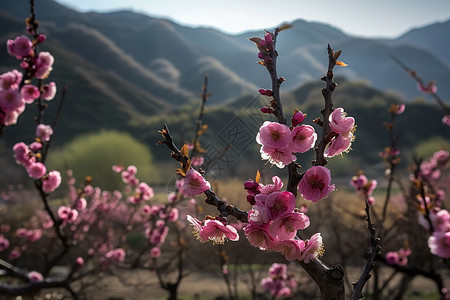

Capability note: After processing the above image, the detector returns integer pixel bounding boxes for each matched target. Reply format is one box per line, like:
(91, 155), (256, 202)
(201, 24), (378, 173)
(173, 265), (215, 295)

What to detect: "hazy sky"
(55, 0), (450, 38)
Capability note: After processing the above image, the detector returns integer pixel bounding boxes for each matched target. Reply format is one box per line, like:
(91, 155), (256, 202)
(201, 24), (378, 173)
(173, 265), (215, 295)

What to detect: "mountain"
(2, 0), (449, 106)
(396, 20), (450, 67)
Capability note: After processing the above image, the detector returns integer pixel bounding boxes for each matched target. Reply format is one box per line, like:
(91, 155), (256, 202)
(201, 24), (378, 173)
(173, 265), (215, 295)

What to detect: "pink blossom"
(167, 192), (177, 203)
(272, 239), (305, 261)
(182, 168), (211, 196)
(431, 209), (450, 233)
(76, 257), (84, 266)
(222, 265), (229, 275)
(167, 208), (179, 222)
(325, 132), (353, 158)
(256, 121), (291, 149)
(28, 271), (44, 283)
(269, 212), (310, 240)
(150, 247), (161, 258)
(300, 233), (324, 263)
(329, 108), (355, 134)
(75, 198), (87, 210)
(13, 142), (35, 167)
(29, 142), (42, 152)
(36, 124), (53, 142)
(291, 110), (306, 127)
(260, 145), (296, 168)
(418, 81), (437, 94)
(26, 162), (46, 179)
(268, 263), (287, 279)
(7, 35), (33, 59)
(1, 225), (10, 233)
(16, 228), (28, 238)
(27, 229), (42, 242)
(9, 249), (21, 260)
(0, 235), (9, 251)
(385, 248), (410, 266)
(200, 219), (239, 244)
(187, 215), (208, 242)
(191, 156), (204, 167)
(248, 201), (270, 227)
(443, 115), (450, 126)
(298, 166), (335, 202)
(58, 206), (78, 223)
(20, 84), (40, 104)
(385, 251), (399, 265)
(393, 104), (405, 115)
(259, 176), (283, 195)
(35, 52), (54, 79)
(428, 232), (450, 258)
(41, 82), (57, 101)
(105, 248), (126, 263)
(244, 224), (273, 250)
(290, 125), (317, 153)
(265, 191), (296, 220)
(136, 182), (154, 201)
(37, 34), (46, 43)
(112, 164), (124, 173)
(0, 70), (22, 90)
(42, 170), (61, 193)
(0, 89), (24, 113)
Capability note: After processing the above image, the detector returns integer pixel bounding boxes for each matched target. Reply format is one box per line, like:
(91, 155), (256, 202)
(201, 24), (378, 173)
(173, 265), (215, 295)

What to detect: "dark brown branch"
(351, 196), (381, 299)
(314, 44), (336, 167)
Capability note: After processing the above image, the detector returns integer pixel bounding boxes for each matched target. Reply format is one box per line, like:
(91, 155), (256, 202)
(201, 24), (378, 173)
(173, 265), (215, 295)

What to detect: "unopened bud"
(260, 107), (274, 114)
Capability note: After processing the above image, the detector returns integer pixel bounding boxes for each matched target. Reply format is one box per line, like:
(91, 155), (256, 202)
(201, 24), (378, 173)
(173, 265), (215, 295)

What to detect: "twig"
(191, 75), (209, 159)
(42, 85), (67, 163)
(351, 195), (381, 299)
(375, 255), (445, 298)
(392, 55), (449, 115)
(159, 124), (249, 222)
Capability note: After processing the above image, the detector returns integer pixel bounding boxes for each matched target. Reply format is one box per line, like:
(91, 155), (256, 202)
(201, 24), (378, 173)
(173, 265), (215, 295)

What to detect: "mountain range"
(0, 0), (448, 148)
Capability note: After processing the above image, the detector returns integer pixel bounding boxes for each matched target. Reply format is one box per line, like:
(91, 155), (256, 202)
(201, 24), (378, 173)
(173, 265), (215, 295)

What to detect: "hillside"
(1, 0), (449, 106)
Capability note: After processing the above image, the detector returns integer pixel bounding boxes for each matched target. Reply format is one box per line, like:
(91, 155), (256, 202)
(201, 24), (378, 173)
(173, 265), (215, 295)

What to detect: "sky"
(55, 0), (450, 38)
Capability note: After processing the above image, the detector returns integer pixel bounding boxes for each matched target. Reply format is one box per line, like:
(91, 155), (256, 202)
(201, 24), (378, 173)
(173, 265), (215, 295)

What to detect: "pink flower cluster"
(261, 263), (298, 298)
(1, 34), (56, 127)
(243, 176), (323, 262)
(256, 117), (317, 168)
(385, 247), (411, 266)
(326, 108), (355, 157)
(419, 208), (450, 258)
(187, 215), (239, 244)
(13, 138), (61, 193)
(350, 173), (377, 205)
(419, 150), (449, 182)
